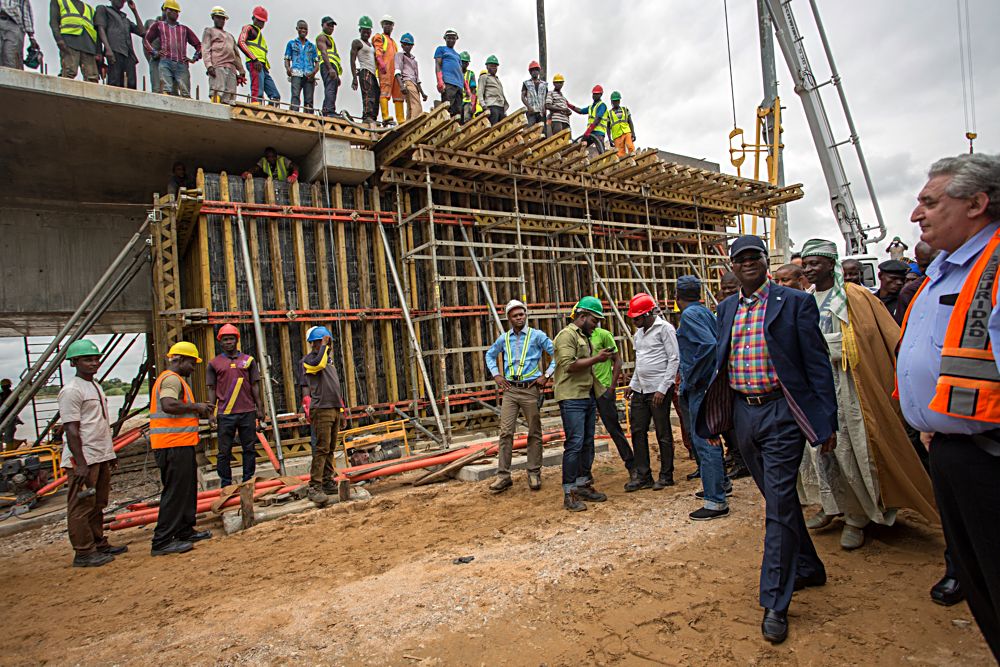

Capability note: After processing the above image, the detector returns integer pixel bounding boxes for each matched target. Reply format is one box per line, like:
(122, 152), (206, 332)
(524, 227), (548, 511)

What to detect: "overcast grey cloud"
(7, 0), (998, 387)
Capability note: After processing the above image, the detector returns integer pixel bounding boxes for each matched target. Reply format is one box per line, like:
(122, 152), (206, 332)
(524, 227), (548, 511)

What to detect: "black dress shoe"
(761, 608), (788, 644)
(794, 571), (827, 591)
(729, 465), (752, 480)
(930, 575), (964, 606)
(651, 477), (674, 491)
(180, 530), (212, 542)
(99, 544), (129, 555)
(624, 477), (653, 492)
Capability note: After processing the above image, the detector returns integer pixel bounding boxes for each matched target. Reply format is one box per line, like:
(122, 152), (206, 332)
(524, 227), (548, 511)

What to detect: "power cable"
(956, 0), (977, 152)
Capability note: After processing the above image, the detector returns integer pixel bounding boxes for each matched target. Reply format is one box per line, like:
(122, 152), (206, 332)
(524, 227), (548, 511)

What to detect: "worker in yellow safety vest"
(896, 153), (1000, 657)
(316, 16), (341, 117)
(459, 50), (477, 124)
(607, 91), (636, 158)
(242, 146), (300, 184)
(149, 341), (214, 557)
(568, 85), (609, 156)
(238, 5), (279, 104)
(49, 0), (99, 82)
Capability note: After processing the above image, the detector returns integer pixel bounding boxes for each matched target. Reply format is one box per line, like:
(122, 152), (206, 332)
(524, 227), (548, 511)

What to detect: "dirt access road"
(0, 451), (992, 666)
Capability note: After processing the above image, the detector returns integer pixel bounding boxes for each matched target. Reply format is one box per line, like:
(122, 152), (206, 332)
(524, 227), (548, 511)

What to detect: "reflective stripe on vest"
(588, 102), (608, 136)
(316, 32), (341, 75)
(463, 69), (475, 103)
(504, 328), (534, 380)
(608, 106), (631, 140)
(57, 0), (96, 42)
(245, 26), (269, 69)
(258, 156), (289, 181)
(149, 370), (201, 449)
(928, 228), (1000, 420)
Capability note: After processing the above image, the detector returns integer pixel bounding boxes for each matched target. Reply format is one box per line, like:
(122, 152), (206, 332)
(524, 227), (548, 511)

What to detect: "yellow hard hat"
(552, 73), (565, 83)
(167, 341), (202, 363)
(210, 5), (228, 18)
(161, 0), (181, 12)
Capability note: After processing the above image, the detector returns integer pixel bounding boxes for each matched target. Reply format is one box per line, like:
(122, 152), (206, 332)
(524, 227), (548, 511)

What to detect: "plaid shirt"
(728, 280), (780, 394)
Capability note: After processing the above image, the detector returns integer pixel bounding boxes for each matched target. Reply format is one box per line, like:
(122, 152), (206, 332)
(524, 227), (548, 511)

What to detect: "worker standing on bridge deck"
(201, 6), (245, 105)
(434, 29), (462, 119)
(568, 85), (608, 156)
(207, 325), (265, 488)
(477, 55), (506, 126)
(520, 60), (547, 127)
(372, 14), (403, 125)
(545, 73), (570, 135)
(607, 91), (636, 158)
(283, 19), (318, 113)
(484, 300), (555, 494)
(238, 5), (279, 105)
(315, 16), (340, 117)
(394, 32), (426, 121)
(60, 339), (127, 568)
(94, 0), (144, 89)
(0, 0), (38, 70)
(242, 146), (298, 183)
(350, 15), (378, 124)
(150, 342), (214, 556)
(299, 326), (347, 506)
(50, 0), (99, 82)
(142, 0), (200, 97)
(458, 51), (476, 124)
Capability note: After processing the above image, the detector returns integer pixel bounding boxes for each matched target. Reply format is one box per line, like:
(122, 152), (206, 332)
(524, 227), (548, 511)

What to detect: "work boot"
(150, 540), (194, 556)
(72, 551), (114, 567)
(806, 510), (835, 530)
(98, 544), (128, 555)
(624, 475), (653, 492)
(527, 472), (542, 491)
(652, 475), (675, 491)
(623, 468), (639, 491)
(564, 492), (586, 512)
(180, 530), (212, 543)
(306, 485), (329, 505)
(489, 477), (513, 493)
(575, 485), (607, 502)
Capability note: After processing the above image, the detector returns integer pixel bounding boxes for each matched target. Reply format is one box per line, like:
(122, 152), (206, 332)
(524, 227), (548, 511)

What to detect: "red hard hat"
(252, 5), (267, 21)
(626, 293), (656, 318)
(528, 60), (540, 71)
(217, 323), (240, 341)
(592, 84), (603, 95)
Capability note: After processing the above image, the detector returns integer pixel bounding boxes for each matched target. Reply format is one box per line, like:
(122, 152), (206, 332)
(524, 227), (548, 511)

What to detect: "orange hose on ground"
(31, 427), (146, 498)
(256, 431), (282, 473)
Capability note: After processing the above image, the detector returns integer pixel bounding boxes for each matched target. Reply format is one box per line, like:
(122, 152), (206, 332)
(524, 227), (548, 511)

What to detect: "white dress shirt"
(629, 316), (680, 395)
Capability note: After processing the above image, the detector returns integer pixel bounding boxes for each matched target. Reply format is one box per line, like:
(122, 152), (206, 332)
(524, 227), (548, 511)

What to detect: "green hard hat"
(486, 55), (499, 65)
(610, 91), (622, 102)
(66, 339), (101, 360)
(358, 15), (373, 29)
(459, 51), (471, 63)
(573, 296), (605, 319)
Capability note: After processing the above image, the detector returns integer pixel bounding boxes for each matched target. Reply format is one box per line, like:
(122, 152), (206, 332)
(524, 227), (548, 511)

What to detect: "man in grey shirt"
(478, 54), (508, 126)
(94, 0), (143, 88)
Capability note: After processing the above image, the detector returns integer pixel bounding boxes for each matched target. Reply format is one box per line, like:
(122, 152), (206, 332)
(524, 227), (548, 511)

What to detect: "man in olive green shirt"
(553, 296), (614, 511)
(591, 326), (634, 486)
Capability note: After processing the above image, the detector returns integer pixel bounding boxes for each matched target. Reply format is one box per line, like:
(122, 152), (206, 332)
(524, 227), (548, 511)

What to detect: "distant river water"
(13, 394), (149, 442)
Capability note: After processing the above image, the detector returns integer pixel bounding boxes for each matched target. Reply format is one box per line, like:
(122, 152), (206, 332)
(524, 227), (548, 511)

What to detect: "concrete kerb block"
(455, 441), (610, 482)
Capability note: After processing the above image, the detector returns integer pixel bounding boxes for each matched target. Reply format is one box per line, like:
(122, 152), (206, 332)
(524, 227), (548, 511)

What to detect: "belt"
(739, 390), (783, 406)
(506, 379), (538, 388)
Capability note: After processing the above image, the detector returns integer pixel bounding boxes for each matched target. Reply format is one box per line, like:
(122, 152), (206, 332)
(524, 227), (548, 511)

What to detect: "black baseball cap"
(321, 16), (336, 25)
(729, 235), (768, 259)
(878, 259), (909, 275)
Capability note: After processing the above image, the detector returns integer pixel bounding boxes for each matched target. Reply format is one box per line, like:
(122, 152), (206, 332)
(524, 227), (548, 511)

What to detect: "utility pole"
(536, 0), (548, 77)
(757, 0), (789, 260)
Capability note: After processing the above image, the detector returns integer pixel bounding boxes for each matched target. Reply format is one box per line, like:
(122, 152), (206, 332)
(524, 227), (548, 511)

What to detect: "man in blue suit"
(697, 235), (837, 644)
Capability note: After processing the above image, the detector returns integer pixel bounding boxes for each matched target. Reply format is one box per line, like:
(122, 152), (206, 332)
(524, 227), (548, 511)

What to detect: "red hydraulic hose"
(31, 427), (146, 498)
(256, 431), (282, 473)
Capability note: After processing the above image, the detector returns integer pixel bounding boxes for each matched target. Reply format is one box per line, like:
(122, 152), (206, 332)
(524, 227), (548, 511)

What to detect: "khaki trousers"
(497, 384), (543, 478)
(66, 460), (112, 555)
(58, 44), (99, 82)
(310, 408), (341, 486)
(402, 79), (423, 120)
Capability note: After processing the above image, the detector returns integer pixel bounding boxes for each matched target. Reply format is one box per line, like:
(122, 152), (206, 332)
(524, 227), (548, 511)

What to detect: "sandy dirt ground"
(0, 443), (993, 666)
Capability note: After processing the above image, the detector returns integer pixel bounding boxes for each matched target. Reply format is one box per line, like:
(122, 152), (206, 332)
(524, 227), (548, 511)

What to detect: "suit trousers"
(152, 446), (198, 549)
(734, 395), (825, 612)
(595, 388), (633, 471)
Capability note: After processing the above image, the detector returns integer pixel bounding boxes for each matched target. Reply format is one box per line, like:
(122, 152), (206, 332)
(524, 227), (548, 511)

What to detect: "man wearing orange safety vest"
(207, 324), (265, 488)
(897, 153), (1000, 659)
(149, 341), (214, 556)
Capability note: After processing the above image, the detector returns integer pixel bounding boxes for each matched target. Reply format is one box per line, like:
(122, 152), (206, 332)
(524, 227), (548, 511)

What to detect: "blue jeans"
(158, 59), (190, 97)
(290, 75), (315, 112)
(682, 391), (728, 510)
(250, 64), (281, 103)
(559, 397), (596, 493)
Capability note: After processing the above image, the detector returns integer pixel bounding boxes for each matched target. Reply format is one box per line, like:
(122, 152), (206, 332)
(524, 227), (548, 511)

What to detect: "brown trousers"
(58, 45), (99, 82)
(310, 408), (341, 486)
(402, 79), (423, 120)
(497, 384), (543, 478)
(66, 460), (112, 555)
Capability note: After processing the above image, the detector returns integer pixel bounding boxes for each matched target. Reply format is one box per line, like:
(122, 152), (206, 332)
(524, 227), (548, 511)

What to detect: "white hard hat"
(209, 5), (228, 18)
(505, 299), (528, 316)
(381, 14), (394, 23)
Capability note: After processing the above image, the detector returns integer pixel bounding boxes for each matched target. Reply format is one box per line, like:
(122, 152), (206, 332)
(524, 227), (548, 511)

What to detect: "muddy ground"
(0, 444), (992, 666)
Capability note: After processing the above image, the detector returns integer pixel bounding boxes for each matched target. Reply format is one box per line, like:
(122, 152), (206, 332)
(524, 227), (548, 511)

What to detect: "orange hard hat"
(217, 323), (240, 340)
(592, 84), (603, 95)
(251, 5), (267, 21)
(528, 60), (541, 71)
(626, 293), (656, 318)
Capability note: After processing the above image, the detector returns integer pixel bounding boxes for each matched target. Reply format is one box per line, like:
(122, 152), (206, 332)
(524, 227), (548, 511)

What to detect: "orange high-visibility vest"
(897, 228), (1000, 421)
(149, 370), (201, 449)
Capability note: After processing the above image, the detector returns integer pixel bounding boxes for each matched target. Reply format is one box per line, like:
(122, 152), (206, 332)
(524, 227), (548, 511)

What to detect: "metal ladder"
(21, 337), (64, 442)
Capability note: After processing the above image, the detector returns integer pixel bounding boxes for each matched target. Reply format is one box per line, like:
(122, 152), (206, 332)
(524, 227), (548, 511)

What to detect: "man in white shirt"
(624, 293), (680, 490)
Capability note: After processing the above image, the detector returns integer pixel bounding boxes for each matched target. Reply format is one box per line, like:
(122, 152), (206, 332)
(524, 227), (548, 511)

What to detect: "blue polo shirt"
(433, 44), (463, 87)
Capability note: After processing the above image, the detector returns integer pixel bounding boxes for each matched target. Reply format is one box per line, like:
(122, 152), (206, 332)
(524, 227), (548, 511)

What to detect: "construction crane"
(764, 0), (886, 255)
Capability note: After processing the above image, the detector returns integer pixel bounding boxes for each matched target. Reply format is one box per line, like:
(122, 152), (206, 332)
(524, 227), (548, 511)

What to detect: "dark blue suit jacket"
(696, 282), (838, 445)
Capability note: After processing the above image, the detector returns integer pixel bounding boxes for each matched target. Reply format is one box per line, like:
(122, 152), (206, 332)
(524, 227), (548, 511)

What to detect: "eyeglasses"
(732, 253), (764, 265)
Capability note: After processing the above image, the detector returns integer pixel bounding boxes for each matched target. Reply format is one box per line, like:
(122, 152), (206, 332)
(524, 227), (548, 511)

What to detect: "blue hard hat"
(400, 32), (414, 45)
(307, 326), (333, 342)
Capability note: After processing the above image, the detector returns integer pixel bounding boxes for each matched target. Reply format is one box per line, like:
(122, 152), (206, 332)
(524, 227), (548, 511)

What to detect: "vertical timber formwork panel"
(355, 185), (379, 406)
(333, 183), (358, 406)
(263, 178), (296, 414)
(371, 187), (399, 404)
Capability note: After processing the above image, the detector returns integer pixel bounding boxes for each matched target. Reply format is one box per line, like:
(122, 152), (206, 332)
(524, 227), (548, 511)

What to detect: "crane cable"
(723, 0), (738, 129)
(956, 0), (977, 153)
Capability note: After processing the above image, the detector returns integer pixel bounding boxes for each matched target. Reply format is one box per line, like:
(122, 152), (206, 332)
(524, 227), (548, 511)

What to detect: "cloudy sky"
(7, 0), (997, 394)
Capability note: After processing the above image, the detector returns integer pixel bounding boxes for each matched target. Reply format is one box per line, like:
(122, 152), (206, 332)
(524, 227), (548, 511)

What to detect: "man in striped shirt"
(142, 1), (200, 97)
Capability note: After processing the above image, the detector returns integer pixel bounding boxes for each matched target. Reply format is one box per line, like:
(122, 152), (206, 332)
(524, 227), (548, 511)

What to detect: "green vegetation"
(35, 378), (149, 397)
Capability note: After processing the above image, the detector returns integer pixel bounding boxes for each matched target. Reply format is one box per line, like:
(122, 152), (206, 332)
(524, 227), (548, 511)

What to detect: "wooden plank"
(313, 182), (331, 311)
(219, 172), (238, 309)
(264, 179), (296, 412)
(244, 176), (264, 317)
(333, 183), (357, 406)
(290, 181), (310, 312)
(460, 192), (486, 384)
(411, 446), (489, 486)
(371, 188), (399, 404)
(356, 185), (379, 405)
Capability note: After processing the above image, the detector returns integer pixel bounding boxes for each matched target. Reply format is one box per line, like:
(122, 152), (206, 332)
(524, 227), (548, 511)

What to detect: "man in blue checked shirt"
(284, 19), (319, 113)
(484, 299), (556, 493)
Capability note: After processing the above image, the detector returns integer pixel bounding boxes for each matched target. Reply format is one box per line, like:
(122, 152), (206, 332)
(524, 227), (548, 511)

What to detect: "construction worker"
(316, 16), (341, 117)
(590, 324), (634, 485)
(299, 326), (347, 505)
(553, 296), (614, 512)
(242, 147), (299, 183)
(569, 85), (609, 156)
(434, 29), (462, 119)
(459, 51), (476, 124)
(350, 15), (378, 124)
(142, 0), (200, 97)
(1, 0), (38, 69)
(94, 0), (145, 89)
(206, 324), (265, 488)
(238, 5), (279, 105)
(607, 91), (636, 158)
(141, 11), (160, 92)
(1, 378), (22, 450)
(150, 341), (214, 556)
(59, 339), (127, 567)
(201, 6), (246, 104)
(478, 55), (507, 126)
(284, 19), (318, 113)
(484, 300), (556, 493)
(394, 32), (426, 121)
(49, 0), (99, 82)
(520, 60), (547, 126)
(546, 73), (571, 135)
(372, 14), (403, 125)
